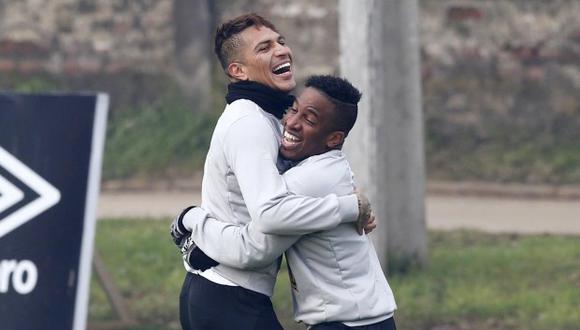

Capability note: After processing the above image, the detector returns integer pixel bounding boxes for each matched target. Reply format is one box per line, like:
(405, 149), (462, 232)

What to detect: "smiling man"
(280, 77), (397, 329)
(181, 75), (397, 329)
(170, 14), (375, 330)
(280, 81), (351, 161)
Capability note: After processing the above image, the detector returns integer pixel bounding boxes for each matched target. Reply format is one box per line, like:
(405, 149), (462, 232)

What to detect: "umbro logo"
(0, 146), (61, 238)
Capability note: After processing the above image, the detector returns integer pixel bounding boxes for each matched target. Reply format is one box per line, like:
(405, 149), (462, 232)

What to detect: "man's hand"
(170, 206), (196, 247)
(355, 190), (373, 235)
(172, 207), (220, 271)
(363, 211), (377, 234)
(181, 236), (219, 271)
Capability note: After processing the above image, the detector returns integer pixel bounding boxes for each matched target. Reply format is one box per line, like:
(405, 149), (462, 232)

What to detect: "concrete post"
(339, 0), (427, 271)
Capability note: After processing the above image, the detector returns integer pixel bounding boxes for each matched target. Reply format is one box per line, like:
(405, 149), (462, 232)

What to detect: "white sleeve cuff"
(182, 207), (210, 231)
(338, 194), (359, 223)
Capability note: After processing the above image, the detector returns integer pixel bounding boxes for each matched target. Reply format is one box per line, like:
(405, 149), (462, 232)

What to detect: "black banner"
(0, 93), (108, 330)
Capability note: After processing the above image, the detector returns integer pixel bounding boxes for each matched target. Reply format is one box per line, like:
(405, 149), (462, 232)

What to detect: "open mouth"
(282, 130), (301, 148)
(272, 62), (291, 75)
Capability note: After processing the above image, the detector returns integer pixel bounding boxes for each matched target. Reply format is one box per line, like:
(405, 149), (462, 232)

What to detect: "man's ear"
(326, 131), (345, 149)
(227, 62), (248, 81)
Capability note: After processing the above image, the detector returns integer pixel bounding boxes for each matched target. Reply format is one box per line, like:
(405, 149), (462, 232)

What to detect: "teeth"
(274, 62), (291, 71)
(284, 131), (299, 142)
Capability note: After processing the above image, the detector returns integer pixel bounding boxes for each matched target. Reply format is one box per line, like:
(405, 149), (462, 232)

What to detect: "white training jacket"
(186, 149), (396, 325)
(185, 99), (359, 297)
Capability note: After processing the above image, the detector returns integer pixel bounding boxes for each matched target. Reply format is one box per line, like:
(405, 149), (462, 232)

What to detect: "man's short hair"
(305, 75), (362, 136)
(214, 13), (278, 70)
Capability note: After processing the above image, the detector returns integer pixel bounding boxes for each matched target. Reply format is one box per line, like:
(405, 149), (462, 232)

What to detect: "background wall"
(3, 1), (579, 85)
(1, 0), (579, 183)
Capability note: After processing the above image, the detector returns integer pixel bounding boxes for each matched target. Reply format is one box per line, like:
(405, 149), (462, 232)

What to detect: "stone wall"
(2, 0), (580, 78)
(419, 0), (580, 183)
(421, 0), (580, 122)
(0, 0), (338, 79)
(2, 0), (579, 97)
(0, 0), (173, 75)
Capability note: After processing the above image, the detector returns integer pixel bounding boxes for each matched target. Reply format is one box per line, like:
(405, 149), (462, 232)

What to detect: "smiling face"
(228, 26), (296, 92)
(280, 87), (345, 161)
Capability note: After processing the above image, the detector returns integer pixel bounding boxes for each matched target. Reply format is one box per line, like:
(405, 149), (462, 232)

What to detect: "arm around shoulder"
(223, 117), (359, 235)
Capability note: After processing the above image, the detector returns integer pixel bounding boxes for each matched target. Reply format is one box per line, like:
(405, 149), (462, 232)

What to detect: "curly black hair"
(305, 75), (362, 136)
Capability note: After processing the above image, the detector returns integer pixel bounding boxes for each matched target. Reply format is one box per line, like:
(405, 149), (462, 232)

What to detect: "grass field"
(89, 219), (580, 330)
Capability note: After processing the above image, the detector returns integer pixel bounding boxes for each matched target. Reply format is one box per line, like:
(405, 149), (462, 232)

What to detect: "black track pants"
(179, 272), (283, 330)
(310, 317), (397, 330)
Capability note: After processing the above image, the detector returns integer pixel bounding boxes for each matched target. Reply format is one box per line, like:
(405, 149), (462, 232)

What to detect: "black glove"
(170, 206), (196, 247)
(181, 236), (219, 271)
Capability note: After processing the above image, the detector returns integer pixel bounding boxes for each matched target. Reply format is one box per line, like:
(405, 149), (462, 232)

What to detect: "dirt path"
(426, 195), (580, 235)
(97, 189), (580, 235)
(97, 190), (201, 220)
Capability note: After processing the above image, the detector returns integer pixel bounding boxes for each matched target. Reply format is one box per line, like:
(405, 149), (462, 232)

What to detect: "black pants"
(310, 317), (397, 330)
(179, 272), (283, 330)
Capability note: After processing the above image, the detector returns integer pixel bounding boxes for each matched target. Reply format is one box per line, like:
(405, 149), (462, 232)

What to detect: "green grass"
(89, 220), (580, 330)
(390, 232), (580, 330)
(423, 72), (580, 185)
(102, 97), (218, 180)
(0, 74), (220, 182)
(89, 218), (182, 329)
(427, 140), (580, 184)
